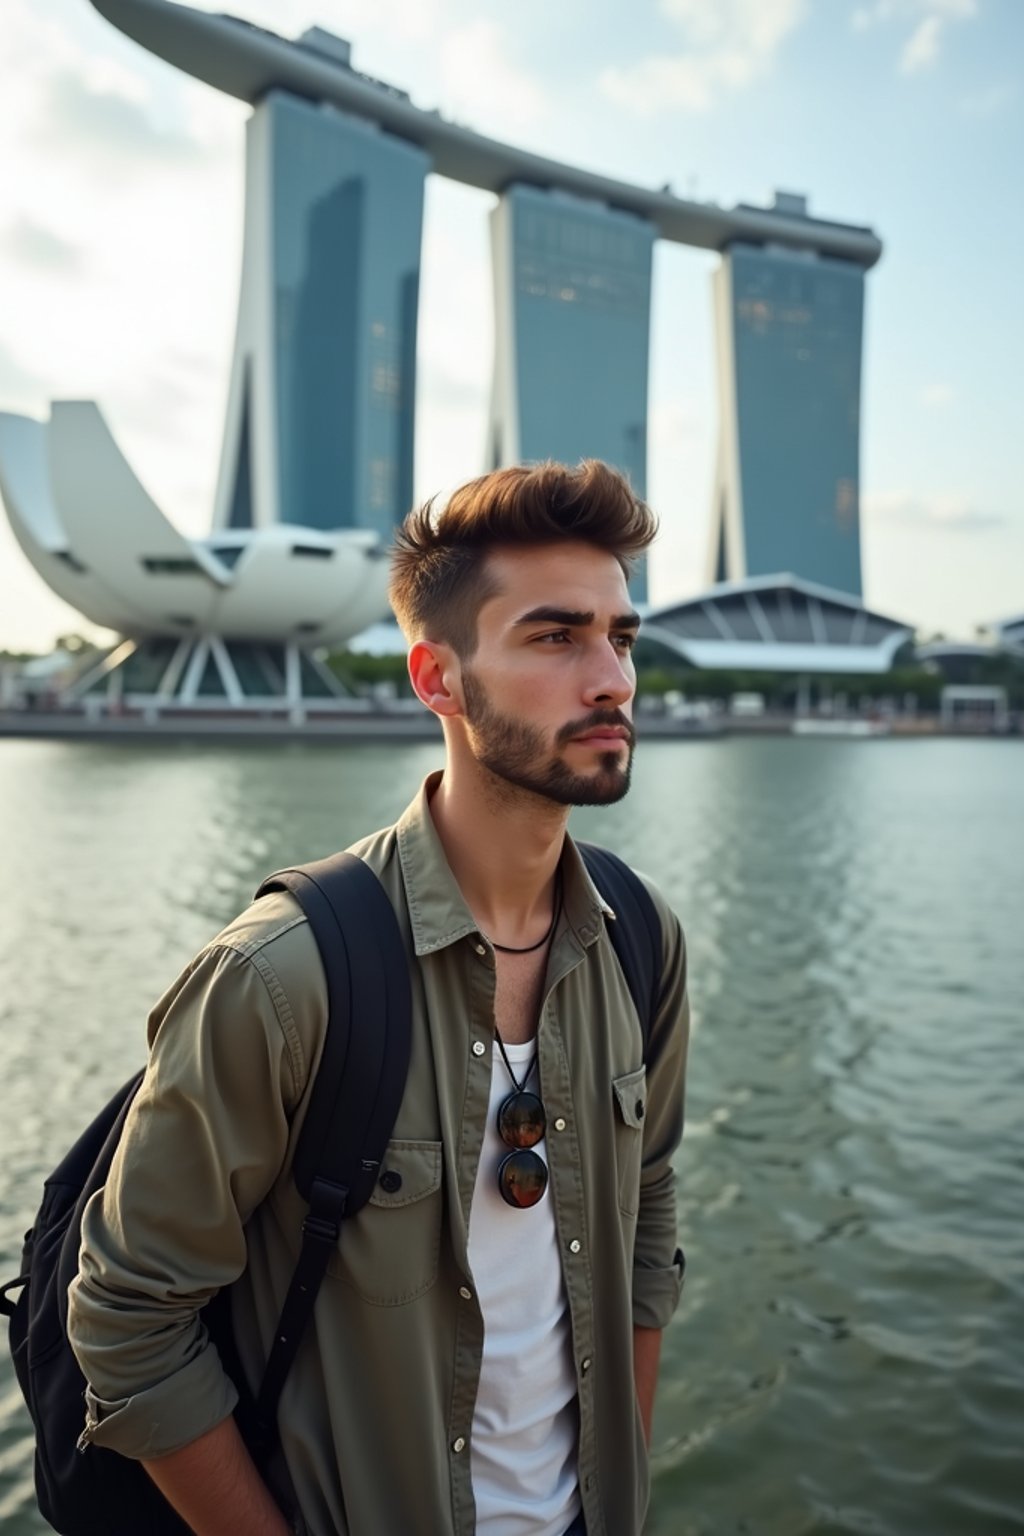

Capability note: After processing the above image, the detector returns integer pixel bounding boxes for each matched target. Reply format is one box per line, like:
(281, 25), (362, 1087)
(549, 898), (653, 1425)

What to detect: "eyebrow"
(513, 606), (642, 630)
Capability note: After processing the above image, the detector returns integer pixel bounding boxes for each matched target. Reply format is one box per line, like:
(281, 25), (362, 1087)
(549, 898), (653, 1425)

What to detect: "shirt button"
(452, 1437), (466, 1454)
(459, 1286), (472, 1300)
(581, 1357), (592, 1373)
(474, 942), (487, 955)
(472, 1041), (486, 1057)
(569, 1239), (581, 1254)
(553, 1116), (567, 1132)
(378, 1170), (402, 1194)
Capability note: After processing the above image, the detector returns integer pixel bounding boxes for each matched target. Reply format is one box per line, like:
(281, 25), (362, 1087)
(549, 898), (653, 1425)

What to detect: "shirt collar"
(396, 772), (613, 958)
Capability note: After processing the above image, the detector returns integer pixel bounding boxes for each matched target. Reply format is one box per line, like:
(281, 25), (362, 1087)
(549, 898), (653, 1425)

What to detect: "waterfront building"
(915, 628), (1024, 689)
(708, 203), (866, 598)
(915, 641), (1000, 682)
(0, 2), (892, 716)
(489, 187), (655, 598)
(0, 22), (434, 715)
(0, 404), (389, 714)
(216, 82), (428, 540)
(994, 614), (1024, 655)
(644, 575), (912, 674)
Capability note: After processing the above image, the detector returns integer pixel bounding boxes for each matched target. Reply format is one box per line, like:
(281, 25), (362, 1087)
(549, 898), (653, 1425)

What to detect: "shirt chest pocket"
(327, 1138), (443, 1305)
(612, 1066), (647, 1219)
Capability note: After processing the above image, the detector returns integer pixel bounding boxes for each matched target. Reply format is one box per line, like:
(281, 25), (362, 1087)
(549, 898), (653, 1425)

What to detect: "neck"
(428, 754), (568, 943)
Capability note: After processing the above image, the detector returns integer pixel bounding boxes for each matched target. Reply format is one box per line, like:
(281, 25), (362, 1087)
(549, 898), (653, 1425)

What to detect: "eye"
(535, 629), (571, 644)
(612, 632), (637, 651)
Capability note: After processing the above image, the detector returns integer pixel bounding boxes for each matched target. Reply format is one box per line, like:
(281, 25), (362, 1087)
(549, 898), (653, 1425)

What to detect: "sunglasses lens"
(497, 1089), (546, 1149)
(497, 1149), (549, 1209)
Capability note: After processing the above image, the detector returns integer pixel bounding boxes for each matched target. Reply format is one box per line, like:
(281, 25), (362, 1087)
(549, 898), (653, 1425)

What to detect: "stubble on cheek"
(461, 668), (634, 808)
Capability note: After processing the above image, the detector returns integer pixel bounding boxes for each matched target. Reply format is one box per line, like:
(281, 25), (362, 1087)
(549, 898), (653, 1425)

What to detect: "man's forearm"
(633, 1324), (663, 1446)
(143, 1415), (291, 1536)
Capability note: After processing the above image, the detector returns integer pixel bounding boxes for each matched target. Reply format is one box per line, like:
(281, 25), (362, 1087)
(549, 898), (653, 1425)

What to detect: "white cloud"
(660, 0), (803, 54)
(900, 16), (943, 72)
(853, 0), (975, 26)
(600, 0), (805, 116)
(645, 394), (711, 605)
(850, 0), (977, 71)
(863, 491), (1003, 530)
(0, 0), (244, 555)
(1, 218), (82, 272)
(411, 179), (494, 494)
(0, 338), (46, 403)
(437, 20), (549, 134)
(38, 71), (204, 161)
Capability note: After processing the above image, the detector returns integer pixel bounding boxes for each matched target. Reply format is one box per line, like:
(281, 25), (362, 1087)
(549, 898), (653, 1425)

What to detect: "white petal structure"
(0, 409), (150, 634)
(0, 403), (390, 648)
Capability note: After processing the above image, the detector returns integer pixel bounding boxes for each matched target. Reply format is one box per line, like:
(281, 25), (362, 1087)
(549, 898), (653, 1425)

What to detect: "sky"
(0, 0), (1021, 652)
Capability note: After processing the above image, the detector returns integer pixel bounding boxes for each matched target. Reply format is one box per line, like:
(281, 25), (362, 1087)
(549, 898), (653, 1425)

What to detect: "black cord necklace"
(487, 871), (563, 954)
(494, 1032), (538, 1094)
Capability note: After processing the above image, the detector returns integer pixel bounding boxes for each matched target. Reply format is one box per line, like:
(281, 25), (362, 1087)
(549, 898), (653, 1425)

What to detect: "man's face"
(458, 541), (639, 807)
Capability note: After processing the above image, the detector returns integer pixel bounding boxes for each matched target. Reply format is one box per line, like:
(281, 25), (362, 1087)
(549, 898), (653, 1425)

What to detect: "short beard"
(461, 668), (635, 807)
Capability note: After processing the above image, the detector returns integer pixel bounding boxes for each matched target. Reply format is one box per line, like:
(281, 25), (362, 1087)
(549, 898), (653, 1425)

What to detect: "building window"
(369, 457), (395, 511)
(835, 479), (857, 529)
(210, 546), (245, 570)
(55, 549), (88, 574)
(141, 557), (202, 576)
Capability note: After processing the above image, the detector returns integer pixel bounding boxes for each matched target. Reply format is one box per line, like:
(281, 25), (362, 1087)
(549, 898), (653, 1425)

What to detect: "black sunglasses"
(496, 1082), (548, 1209)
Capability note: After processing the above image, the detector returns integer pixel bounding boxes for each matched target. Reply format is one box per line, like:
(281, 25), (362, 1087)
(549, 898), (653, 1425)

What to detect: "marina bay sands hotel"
(100, 0), (881, 596)
(1, 0), (917, 718)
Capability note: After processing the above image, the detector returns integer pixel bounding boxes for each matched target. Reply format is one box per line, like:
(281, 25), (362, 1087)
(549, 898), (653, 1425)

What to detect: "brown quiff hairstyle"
(389, 459), (656, 657)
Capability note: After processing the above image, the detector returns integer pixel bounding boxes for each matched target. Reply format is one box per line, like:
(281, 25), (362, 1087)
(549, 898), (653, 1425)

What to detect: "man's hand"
(633, 1324), (663, 1446)
(143, 1415), (292, 1536)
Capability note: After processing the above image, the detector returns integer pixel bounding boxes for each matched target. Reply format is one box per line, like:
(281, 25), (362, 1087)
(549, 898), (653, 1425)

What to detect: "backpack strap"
(577, 843), (662, 1059)
(246, 853), (412, 1451)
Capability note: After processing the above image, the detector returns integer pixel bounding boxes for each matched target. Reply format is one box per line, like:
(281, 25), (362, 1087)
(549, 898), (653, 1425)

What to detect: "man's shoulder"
(211, 887), (307, 960)
(192, 893), (327, 1054)
(628, 866), (681, 938)
(580, 842), (682, 945)
(344, 818), (402, 875)
(208, 820), (405, 966)
(615, 868), (685, 999)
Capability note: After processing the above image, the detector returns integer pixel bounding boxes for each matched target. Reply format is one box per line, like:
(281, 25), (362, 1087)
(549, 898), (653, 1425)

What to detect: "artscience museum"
(0, 404), (389, 713)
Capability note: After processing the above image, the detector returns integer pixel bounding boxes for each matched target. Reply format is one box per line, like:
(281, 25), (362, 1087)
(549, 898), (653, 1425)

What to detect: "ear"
(408, 640), (463, 719)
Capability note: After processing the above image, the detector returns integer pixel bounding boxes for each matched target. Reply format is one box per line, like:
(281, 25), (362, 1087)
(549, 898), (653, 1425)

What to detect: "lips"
(573, 728), (631, 745)
(557, 712), (635, 749)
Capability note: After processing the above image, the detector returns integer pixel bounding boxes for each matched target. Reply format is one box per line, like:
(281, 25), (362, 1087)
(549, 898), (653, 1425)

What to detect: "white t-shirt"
(467, 1040), (581, 1536)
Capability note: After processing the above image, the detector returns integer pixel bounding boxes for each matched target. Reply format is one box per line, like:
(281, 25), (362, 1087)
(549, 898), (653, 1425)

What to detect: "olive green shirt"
(68, 774), (689, 1535)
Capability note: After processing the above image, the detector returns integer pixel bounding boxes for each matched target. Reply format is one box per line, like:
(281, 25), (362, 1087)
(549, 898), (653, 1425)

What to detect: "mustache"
(555, 709), (635, 749)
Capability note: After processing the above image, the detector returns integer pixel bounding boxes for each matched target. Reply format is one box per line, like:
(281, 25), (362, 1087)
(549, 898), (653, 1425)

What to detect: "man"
(68, 459), (690, 1536)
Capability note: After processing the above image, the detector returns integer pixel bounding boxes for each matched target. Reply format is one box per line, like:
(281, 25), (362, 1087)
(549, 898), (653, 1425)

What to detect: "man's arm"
(633, 1324), (663, 1445)
(631, 877), (689, 1427)
(68, 918), (319, 1469)
(143, 1418), (292, 1536)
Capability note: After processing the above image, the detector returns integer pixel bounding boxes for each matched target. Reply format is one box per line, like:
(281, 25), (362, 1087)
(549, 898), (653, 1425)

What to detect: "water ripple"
(1, 737), (1021, 1534)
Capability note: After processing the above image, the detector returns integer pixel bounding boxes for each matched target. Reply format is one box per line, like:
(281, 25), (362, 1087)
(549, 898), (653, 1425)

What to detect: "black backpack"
(1, 843), (659, 1536)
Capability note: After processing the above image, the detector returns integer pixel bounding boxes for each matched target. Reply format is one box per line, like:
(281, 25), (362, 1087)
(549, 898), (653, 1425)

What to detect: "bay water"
(0, 736), (1020, 1534)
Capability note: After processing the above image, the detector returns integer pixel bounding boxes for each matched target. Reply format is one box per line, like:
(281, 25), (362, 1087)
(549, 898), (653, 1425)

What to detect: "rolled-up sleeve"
(68, 938), (307, 1460)
(631, 883), (689, 1330)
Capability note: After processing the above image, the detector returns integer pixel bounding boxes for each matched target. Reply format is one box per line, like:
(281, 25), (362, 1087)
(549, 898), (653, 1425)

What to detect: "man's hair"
(389, 459), (657, 656)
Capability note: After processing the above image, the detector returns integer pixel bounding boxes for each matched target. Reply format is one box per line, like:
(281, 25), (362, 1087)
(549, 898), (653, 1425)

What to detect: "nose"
(582, 637), (634, 710)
